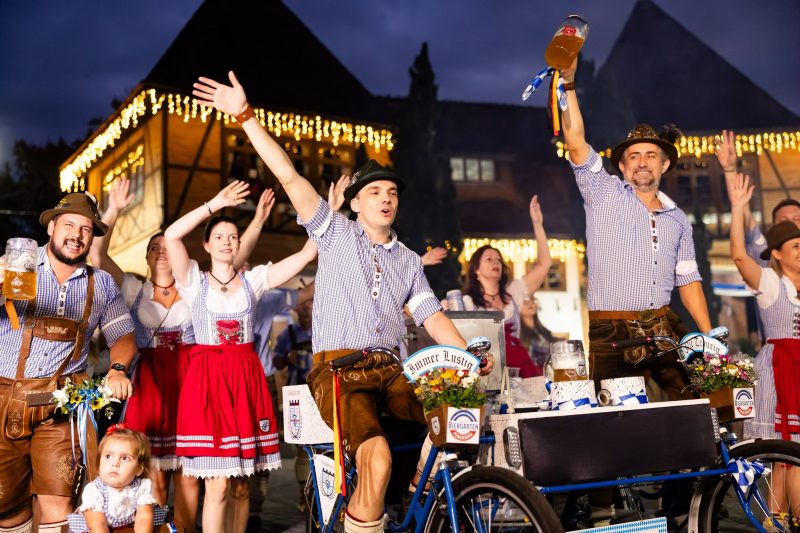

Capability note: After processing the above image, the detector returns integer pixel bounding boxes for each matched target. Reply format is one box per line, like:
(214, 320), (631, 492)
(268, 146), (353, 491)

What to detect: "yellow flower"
(428, 378), (442, 387)
(441, 369), (457, 381)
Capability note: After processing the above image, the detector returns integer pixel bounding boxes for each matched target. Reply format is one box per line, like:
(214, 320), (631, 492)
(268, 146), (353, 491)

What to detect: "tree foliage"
(0, 138), (78, 244)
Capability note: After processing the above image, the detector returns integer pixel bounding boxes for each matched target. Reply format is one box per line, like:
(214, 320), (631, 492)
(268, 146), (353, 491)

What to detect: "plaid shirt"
(299, 197), (441, 353)
(0, 246), (134, 378)
(572, 148), (701, 312)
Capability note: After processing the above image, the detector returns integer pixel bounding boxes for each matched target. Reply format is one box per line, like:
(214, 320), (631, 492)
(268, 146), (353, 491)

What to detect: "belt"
(588, 305), (670, 321)
(312, 349), (357, 366)
(312, 348), (401, 366)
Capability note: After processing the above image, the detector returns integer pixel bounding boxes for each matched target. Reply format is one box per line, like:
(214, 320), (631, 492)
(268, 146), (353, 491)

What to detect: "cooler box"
(488, 399), (719, 485)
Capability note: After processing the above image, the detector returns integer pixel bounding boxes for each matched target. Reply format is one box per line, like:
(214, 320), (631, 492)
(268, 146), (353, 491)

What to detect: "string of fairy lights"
(461, 237), (586, 264)
(556, 130), (800, 161)
(60, 89), (395, 192)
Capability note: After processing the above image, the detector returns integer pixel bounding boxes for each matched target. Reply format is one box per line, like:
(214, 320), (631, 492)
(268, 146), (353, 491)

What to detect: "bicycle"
(488, 328), (800, 532)
(288, 346), (562, 532)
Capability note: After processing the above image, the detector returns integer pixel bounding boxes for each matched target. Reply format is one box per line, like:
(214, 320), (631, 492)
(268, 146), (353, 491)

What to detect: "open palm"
(193, 71), (248, 117)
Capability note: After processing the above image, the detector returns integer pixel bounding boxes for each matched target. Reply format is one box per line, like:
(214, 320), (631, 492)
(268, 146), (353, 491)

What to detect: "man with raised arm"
(559, 59), (711, 400)
(194, 72), (492, 533)
(0, 192), (136, 533)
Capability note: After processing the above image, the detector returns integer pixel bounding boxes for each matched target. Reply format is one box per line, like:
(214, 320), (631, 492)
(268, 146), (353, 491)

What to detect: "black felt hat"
(343, 160), (405, 202)
(760, 221), (800, 261)
(609, 124), (680, 173)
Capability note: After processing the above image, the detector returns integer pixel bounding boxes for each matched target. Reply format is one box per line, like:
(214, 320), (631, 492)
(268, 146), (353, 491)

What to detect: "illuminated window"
(101, 143), (144, 212)
(450, 157), (495, 182)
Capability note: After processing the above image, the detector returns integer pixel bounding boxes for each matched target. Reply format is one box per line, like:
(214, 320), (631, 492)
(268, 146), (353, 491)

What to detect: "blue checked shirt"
(0, 246), (134, 378)
(572, 148), (701, 312)
(299, 198), (441, 353)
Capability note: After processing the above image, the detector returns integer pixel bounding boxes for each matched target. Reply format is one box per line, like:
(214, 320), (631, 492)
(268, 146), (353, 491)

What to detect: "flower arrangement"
(686, 352), (758, 394)
(413, 368), (486, 412)
(52, 376), (118, 419)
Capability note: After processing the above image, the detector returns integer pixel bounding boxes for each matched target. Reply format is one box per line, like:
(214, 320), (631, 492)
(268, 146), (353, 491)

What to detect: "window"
(223, 128), (354, 216)
(450, 157), (495, 182)
(663, 155), (761, 238)
(101, 143), (144, 211)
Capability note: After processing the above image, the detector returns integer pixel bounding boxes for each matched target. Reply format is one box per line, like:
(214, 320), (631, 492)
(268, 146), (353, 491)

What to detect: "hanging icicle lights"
(60, 89), (396, 192)
(462, 237), (586, 264)
(555, 130), (800, 161)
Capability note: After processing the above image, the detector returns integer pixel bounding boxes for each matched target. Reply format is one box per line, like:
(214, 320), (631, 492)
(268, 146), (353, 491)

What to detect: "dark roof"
(145, 0), (383, 122)
(595, 0), (799, 132)
(435, 101), (585, 238)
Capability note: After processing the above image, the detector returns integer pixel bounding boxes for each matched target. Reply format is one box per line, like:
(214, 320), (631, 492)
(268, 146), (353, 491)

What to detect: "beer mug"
(544, 15), (589, 70)
(546, 339), (588, 382)
(3, 238), (38, 301)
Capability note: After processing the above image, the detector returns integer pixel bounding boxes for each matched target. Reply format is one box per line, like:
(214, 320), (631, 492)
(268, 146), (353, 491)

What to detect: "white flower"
(709, 358), (721, 367)
(462, 374), (477, 386)
(728, 368), (739, 376)
(52, 388), (68, 407)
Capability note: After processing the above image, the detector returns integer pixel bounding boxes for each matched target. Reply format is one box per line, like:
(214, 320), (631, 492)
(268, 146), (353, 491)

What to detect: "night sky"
(0, 0), (798, 166)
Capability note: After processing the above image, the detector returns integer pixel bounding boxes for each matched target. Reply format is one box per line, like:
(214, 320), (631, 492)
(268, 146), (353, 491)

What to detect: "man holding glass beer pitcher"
(0, 192), (136, 532)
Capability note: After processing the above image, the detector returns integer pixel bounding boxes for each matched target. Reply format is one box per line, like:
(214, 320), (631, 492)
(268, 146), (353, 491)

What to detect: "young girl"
(69, 425), (165, 532)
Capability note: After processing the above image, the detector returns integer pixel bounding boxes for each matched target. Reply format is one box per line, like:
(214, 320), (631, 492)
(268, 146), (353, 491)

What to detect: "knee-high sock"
(37, 520), (68, 533)
(415, 434), (443, 482)
(344, 511), (383, 533)
(0, 518), (33, 533)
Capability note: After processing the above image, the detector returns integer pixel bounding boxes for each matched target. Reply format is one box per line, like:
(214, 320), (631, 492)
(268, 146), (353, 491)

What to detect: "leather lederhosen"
(0, 267), (99, 480)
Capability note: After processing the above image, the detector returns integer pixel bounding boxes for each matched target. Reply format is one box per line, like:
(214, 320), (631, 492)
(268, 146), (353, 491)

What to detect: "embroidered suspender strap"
(14, 266), (95, 382)
(69, 265), (95, 365)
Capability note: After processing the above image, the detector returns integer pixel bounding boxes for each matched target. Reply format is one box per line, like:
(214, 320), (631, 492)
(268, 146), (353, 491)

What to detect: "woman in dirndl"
(730, 173), (800, 526)
(164, 180), (317, 532)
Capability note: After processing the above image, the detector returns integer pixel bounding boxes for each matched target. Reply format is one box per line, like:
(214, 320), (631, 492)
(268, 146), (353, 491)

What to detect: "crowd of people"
(0, 59), (798, 533)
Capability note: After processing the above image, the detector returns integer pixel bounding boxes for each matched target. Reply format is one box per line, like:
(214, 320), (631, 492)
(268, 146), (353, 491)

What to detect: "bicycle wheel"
(423, 466), (563, 532)
(692, 439), (800, 532)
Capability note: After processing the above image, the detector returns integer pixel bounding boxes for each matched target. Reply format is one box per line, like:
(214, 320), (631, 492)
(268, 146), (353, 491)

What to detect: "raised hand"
(107, 177), (134, 213)
(529, 195), (544, 225)
(421, 247), (447, 266)
(209, 180), (250, 211)
(715, 130), (737, 172)
(729, 173), (754, 208)
(561, 57), (578, 82)
(193, 71), (249, 118)
(328, 174), (351, 211)
(253, 189), (276, 225)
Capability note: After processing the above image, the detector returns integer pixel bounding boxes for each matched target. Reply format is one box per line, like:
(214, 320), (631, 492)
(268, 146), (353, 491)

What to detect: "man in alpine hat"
(559, 59), (711, 400)
(0, 192), (136, 532)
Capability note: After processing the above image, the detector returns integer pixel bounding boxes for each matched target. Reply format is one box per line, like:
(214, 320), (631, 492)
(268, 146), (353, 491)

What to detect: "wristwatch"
(110, 363), (128, 375)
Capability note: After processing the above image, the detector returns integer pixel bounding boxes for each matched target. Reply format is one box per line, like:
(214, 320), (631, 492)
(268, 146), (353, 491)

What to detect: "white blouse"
(121, 274), (192, 328)
(463, 278), (526, 336)
(179, 260), (271, 313)
(76, 478), (158, 520)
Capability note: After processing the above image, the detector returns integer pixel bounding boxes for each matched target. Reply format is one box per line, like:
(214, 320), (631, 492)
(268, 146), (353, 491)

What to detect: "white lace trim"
(181, 456), (282, 479)
(151, 455), (181, 472)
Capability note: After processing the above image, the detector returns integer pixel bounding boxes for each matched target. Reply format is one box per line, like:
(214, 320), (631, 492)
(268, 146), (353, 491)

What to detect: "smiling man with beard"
(557, 57), (713, 529)
(559, 58), (712, 398)
(0, 192), (136, 533)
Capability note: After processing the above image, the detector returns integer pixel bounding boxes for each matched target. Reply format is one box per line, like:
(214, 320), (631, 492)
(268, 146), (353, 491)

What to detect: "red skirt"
(124, 344), (192, 461)
(176, 343), (279, 459)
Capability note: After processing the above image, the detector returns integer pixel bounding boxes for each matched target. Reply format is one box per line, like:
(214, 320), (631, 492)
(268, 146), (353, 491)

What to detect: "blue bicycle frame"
(303, 435), (497, 532)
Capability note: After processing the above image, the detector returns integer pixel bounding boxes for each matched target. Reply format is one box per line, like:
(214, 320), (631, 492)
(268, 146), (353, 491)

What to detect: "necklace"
(151, 278), (176, 296)
(209, 271), (237, 293)
(483, 290), (500, 299)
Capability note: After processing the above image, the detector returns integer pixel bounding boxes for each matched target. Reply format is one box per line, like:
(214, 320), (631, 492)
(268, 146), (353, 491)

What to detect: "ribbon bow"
(521, 66), (569, 136)
(727, 457), (769, 496)
(106, 423), (128, 436)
